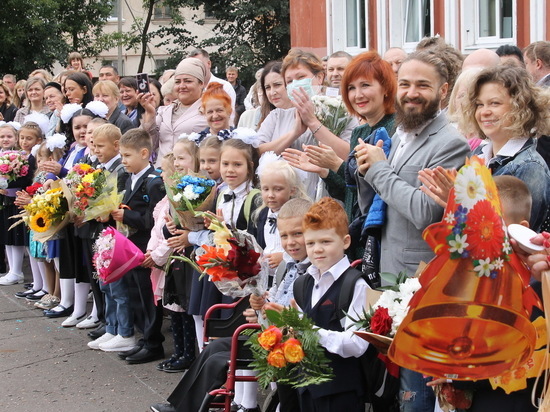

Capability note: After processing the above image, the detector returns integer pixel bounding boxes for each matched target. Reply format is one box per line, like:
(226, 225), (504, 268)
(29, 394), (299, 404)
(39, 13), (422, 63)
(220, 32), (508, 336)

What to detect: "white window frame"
(462, 0), (516, 51)
(328, 0), (368, 55)
(402, 0), (434, 51)
(107, 0), (121, 23)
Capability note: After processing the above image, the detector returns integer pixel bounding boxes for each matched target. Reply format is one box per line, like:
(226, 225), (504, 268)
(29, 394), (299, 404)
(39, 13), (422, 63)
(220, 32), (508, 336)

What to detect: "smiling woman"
(462, 65), (550, 231)
(142, 58), (208, 165)
(14, 77), (51, 124)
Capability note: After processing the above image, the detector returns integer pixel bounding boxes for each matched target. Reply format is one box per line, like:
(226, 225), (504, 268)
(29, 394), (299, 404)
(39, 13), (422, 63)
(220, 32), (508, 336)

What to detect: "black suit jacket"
(122, 165), (164, 251)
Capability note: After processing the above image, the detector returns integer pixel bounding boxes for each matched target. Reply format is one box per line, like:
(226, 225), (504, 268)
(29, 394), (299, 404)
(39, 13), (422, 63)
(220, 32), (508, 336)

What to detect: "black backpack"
(293, 269), (399, 411)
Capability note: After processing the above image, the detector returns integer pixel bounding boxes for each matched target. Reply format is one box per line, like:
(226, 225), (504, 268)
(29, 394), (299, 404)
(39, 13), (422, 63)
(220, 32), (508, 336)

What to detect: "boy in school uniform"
(85, 124), (135, 351)
(293, 197), (369, 412)
(111, 128), (166, 364)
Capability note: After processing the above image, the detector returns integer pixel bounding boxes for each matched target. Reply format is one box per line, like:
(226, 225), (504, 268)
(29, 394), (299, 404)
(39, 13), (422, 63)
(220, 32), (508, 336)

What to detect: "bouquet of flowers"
(92, 226), (144, 285)
(165, 173), (217, 231)
(247, 307), (333, 388)
(311, 95), (353, 137)
(15, 182), (72, 242)
(0, 150), (29, 189)
(64, 163), (96, 189)
(73, 169), (123, 221)
(350, 273), (421, 353)
(172, 213), (268, 298)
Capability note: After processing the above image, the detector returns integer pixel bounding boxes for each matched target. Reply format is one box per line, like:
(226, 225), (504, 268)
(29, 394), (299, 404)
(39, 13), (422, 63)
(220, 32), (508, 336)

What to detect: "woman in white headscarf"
(141, 58), (208, 165)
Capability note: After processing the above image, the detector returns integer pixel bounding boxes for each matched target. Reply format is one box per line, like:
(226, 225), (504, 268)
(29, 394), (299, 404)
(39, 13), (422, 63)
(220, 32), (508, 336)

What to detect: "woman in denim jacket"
(462, 65), (550, 231)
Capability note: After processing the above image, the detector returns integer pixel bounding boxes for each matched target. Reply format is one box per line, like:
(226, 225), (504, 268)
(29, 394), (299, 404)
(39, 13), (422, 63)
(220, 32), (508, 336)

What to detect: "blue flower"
(193, 185), (206, 194)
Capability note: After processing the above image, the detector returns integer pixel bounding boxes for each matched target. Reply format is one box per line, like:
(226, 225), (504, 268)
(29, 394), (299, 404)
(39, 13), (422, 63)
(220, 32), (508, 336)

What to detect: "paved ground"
(0, 281), (181, 412)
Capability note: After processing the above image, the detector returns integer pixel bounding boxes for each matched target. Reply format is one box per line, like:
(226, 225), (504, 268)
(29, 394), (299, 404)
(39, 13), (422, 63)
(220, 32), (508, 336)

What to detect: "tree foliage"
(0, 0), (112, 78)
(199, 0), (290, 85)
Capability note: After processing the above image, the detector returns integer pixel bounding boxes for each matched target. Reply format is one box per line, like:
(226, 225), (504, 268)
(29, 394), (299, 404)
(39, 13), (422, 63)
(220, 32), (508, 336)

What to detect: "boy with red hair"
(293, 197), (369, 411)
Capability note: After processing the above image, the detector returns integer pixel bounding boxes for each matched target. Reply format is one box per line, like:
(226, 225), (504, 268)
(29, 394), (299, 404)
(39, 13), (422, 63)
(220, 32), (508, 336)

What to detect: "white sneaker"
(76, 316), (101, 329)
(61, 313), (87, 328)
(98, 334), (136, 352)
(87, 333), (116, 350)
(0, 273), (24, 286)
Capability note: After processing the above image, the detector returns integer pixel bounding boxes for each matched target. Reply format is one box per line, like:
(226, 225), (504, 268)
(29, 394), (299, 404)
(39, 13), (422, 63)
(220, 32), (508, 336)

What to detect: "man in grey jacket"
(355, 49), (471, 412)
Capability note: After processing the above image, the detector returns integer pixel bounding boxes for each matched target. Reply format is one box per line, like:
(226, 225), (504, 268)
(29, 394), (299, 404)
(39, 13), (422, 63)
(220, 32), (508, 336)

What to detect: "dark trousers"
(299, 390), (365, 412)
(127, 265), (164, 350)
(168, 337), (231, 412)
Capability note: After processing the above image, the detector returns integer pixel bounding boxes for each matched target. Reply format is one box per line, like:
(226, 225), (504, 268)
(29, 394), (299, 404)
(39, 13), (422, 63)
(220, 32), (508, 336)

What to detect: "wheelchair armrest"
(203, 296), (251, 344)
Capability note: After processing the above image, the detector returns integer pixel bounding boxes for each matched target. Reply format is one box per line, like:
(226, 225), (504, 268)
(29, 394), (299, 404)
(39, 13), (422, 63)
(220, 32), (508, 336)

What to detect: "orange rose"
(282, 338), (305, 363)
(267, 344), (287, 368)
(258, 325), (282, 351)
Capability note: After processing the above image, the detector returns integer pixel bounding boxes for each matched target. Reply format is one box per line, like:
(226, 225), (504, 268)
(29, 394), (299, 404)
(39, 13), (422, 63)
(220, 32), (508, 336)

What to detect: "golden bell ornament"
(388, 157), (540, 380)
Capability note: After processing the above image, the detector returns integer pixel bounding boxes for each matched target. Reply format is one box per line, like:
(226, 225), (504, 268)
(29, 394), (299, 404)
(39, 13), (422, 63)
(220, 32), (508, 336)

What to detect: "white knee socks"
(73, 282), (90, 318)
(5, 245), (25, 276)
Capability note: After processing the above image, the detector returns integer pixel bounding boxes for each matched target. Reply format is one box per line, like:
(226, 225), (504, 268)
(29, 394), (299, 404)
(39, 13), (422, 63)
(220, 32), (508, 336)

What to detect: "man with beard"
(354, 50), (470, 412)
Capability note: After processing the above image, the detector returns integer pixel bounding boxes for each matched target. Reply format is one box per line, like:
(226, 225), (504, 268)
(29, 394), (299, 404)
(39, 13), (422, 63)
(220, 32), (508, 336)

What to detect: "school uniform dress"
(56, 145), (89, 282)
(0, 153), (35, 247)
(187, 181), (261, 317)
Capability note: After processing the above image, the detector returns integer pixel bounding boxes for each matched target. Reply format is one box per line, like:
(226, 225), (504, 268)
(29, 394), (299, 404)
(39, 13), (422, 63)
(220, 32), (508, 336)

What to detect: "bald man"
(462, 48), (500, 70)
(383, 47), (407, 78)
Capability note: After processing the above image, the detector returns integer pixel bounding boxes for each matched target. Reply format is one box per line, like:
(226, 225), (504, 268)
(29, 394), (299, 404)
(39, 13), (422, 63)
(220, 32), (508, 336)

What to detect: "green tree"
(199, 0), (290, 85)
(0, 0), (113, 78)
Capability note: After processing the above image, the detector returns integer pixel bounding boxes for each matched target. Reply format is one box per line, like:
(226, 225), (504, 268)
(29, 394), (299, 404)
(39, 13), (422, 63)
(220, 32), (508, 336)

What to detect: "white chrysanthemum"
(46, 133), (67, 151)
(399, 277), (421, 296)
(474, 258), (494, 277)
(85, 101), (109, 118)
(183, 185), (199, 200)
(454, 165), (486, 209)
(449, 234), (469, 254)
(173, 193), (182, 202)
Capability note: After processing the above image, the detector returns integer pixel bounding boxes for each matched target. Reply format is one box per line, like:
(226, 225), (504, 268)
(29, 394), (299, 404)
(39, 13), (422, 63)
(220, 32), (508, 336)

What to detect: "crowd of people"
(1, 39), (550, 412)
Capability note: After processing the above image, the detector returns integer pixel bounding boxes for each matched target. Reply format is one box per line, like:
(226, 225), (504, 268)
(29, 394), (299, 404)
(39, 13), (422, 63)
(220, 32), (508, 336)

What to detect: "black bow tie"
(224, 192), (236, 203)
(268, 216), (277, 234)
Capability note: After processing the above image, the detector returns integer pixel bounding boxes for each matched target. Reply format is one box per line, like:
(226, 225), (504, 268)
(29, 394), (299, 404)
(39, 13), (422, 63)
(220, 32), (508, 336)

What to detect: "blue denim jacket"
(473, 138), (550, 231)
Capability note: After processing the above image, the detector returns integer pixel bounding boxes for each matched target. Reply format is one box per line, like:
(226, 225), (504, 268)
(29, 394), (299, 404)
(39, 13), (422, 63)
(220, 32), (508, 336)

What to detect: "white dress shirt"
(219, 181), (252, 228)
(301, 255), (370, 358)
(130, 165), (151, 191)
(101, 154), (121, 171)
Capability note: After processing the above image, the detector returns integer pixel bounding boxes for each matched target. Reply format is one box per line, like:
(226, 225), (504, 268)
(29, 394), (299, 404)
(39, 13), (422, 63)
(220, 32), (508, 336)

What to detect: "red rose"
(25, 182), (43, 196)
(226, 239), (261, 281)
(370, 307), (393, 336)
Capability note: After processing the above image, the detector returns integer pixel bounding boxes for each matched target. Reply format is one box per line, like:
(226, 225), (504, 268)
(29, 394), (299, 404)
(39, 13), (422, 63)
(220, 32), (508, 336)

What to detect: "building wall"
(52, 0), (217, 78)
(292, 0), (549, 57)
(290, 0), (328, 57)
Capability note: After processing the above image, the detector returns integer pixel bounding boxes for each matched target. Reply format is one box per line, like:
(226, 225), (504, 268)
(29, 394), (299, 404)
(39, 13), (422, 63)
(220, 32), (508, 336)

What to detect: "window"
(462, 0), (515, 49)
(108, 0), (120, 20)
(404, 0), (432, 44)
(153, 5), (172, 20)
(478, 0), (513, 39)
(345, 0), (366, 49)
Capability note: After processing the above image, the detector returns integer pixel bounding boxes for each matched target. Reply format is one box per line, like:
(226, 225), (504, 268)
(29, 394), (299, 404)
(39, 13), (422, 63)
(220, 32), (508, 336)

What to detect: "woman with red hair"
(284, 51), (397, 223)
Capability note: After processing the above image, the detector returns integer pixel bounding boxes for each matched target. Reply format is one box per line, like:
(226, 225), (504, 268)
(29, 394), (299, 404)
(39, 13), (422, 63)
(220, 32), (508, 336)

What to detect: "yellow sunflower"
(29, 211), (52, 233)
